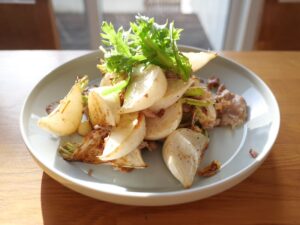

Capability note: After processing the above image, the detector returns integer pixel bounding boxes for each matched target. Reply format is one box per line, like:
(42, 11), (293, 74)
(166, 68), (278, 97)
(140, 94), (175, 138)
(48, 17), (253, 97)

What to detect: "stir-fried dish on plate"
(38, 15), (247, 188)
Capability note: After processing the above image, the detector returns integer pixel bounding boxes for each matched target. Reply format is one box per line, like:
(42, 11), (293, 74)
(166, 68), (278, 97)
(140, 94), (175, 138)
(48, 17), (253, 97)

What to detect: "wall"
(101, 0), (144, 12)
(52, 0), (230, 50)
(190, 0), (230, 50)
(52, 0), (85, 13)
(52, 0), (144, 13)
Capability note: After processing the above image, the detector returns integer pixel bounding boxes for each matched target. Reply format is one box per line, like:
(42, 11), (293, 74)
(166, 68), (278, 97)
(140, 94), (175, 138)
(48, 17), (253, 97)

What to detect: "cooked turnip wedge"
(162, 128), (209, 188)
(99, 73), (113, 87)
(101, 113), (138, 155)
(88, 87), (120, 126)
(77, 121), (92, 136)
(120, 64), (167, 113)
(38, 76), (88, 136)
(182, 52), (217, 72)
(149, 78), (194, 112)
(100, 113), (146, 161)
(145, 101), (182, 140)
(111, 149), (146, 169)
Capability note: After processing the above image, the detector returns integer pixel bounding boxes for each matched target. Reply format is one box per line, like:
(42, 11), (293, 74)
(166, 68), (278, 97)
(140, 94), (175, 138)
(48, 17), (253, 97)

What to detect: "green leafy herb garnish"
(99, 22), (144, 75)
(99, 14), (192, 81)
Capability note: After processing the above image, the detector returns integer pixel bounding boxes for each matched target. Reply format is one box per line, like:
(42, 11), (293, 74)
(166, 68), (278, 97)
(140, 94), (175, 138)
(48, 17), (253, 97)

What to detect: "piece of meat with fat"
(215, 87), (247, 127)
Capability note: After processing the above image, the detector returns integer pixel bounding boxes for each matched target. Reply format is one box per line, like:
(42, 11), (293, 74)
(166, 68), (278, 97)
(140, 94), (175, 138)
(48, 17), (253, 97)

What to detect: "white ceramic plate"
(20, 47), (280, 206)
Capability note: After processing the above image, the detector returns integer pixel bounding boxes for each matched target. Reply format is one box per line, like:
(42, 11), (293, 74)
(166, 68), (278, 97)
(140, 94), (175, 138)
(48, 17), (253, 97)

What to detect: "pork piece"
(215, 87), (247, 127)
(207, 77), (220, 90)
(217, 84), (226, 94)
(198, 105), (218, 129)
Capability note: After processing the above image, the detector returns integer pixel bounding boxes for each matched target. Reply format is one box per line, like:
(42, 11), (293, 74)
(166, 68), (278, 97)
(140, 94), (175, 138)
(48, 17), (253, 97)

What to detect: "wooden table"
(1, 51), (299, 225)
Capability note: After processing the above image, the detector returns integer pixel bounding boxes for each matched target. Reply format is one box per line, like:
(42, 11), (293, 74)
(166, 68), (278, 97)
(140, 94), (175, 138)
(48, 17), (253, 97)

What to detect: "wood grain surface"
(0, 51), (299, 225)
(0, 1), (60, 49)
(255, 0), (300, 50)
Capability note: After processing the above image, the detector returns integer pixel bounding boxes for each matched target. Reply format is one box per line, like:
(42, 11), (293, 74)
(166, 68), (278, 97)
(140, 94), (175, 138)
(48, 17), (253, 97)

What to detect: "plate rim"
(19, 46), (280, 205)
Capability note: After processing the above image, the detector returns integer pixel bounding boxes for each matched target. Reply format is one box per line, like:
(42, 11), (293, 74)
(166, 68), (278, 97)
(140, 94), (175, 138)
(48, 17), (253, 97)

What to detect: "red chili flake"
(249, 149), (258, 158)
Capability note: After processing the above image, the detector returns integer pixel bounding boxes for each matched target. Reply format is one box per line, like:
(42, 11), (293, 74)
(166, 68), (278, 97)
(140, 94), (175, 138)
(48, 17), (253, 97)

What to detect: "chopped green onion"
(184, 87), (205, 97)
(82, 95), (88, 106)
(59, 142), (78, 160)
(182, 98), (212, 107)
(100, 76), (130, 96)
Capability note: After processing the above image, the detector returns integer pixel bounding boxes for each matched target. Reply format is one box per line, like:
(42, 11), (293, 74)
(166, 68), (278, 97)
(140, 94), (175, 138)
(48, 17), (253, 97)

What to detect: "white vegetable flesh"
(149, 77), (194, 112)
(38, 78), (85, 136)
(162, 128), (209, 188)
(88, 87), (120, 127)
(99, 73), (113, 87)
(77, 121), (92, 136)
(100, 113), (146, 161)
(182, 52), (217, 72)
(145, 101), (183, 140)
(112, 149), (146, 168)
(120, 64), (167, 113)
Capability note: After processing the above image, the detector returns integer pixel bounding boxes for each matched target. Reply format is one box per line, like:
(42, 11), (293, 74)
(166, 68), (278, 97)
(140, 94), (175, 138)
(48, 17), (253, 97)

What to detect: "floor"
(56, 12), (212, 50)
